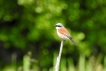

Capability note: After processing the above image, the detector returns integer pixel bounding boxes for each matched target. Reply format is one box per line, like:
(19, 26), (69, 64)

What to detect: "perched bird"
(55, 23), (77, 45)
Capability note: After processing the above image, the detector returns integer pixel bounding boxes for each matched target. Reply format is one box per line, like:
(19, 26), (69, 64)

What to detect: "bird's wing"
(58, 28), (71, 37)
(58, 28), (77, 44)
(58, 28), (77, 45)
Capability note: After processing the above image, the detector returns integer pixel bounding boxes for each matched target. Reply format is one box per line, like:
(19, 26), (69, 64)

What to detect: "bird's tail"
(69, 37), (77, 45)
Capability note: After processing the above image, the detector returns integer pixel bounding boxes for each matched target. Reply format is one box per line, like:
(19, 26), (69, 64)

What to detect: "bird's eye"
(56, 25), (61, 27)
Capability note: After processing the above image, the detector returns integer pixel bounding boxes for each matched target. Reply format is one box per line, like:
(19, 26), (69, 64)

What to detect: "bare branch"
(55, 40), (64, 71)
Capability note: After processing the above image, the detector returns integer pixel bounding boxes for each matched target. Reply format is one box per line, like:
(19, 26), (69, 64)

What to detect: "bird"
(55, 23), (77, 45)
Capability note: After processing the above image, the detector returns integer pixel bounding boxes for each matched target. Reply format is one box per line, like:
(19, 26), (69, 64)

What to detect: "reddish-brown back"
(58, 28), (71, 37)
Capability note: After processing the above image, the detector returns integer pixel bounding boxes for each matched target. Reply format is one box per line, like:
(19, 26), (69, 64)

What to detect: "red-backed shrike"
(55, 23), (77, 45)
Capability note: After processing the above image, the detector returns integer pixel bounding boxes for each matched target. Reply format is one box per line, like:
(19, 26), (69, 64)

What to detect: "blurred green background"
(0, 0), (106, 71)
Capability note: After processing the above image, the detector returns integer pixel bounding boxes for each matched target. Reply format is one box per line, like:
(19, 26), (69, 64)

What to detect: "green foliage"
(0, 0), (106, 70)
(2, 53), (106, 71)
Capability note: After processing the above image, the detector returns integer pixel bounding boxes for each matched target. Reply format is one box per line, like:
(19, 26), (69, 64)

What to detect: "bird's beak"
(54, 25), (56, 27)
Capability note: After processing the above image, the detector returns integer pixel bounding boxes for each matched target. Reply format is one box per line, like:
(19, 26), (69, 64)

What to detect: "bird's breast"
(57, 30), (68, 39)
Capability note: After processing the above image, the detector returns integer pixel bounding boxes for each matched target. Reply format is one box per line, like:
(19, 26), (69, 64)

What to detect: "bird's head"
(55, 23), (64, 29)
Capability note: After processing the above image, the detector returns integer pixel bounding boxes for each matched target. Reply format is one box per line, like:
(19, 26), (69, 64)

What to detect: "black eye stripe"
(56, 25), (61, 27)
